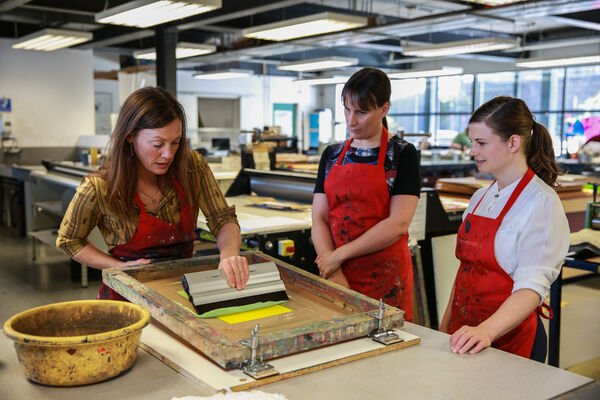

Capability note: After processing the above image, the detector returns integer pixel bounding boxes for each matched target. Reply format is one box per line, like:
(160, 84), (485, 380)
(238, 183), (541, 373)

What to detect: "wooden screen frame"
(103, 251), (404, 369)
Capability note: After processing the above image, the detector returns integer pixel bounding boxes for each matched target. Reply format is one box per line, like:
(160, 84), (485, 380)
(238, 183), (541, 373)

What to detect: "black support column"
(155, 26), (177, 95)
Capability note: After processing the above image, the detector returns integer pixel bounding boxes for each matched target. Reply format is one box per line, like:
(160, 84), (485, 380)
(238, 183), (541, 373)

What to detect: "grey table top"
(1, 322), (593, 400)
(263, 322), (594, 400)
(0, 163), (46, 180)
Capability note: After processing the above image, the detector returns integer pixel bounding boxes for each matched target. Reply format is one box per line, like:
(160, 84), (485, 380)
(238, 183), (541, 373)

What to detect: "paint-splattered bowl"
(3, 300), (150, 386)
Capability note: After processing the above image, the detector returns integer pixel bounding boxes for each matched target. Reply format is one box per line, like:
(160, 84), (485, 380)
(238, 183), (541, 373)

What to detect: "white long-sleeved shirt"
(463, 173), (570, 303)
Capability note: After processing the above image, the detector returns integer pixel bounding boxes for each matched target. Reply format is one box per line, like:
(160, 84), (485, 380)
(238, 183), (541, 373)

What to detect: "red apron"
(97, 178), (196, 300)
(450, 168), (552, 358)
(324, 128), (413, 321)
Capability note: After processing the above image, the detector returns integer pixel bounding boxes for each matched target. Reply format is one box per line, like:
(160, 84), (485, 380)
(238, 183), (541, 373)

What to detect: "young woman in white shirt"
(439, 96), (569, 362)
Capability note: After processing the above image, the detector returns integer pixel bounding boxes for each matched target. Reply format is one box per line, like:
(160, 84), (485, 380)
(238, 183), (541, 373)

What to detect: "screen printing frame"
(103, 251), (404, 369)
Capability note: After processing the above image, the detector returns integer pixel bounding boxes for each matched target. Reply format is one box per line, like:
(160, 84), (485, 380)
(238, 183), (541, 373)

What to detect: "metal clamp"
(240, 324), (278, 379)
(368, 299), (404, 345)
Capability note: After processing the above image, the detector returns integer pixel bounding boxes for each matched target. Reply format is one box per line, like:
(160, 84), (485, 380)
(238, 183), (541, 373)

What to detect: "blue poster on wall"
(0, 98), (11, 112)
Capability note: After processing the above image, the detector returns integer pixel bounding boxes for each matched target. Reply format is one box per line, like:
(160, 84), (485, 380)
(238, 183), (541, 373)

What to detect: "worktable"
(197, 193), (318, 273)
(1, 321), (593, 400)
(198, 195), (311, 236)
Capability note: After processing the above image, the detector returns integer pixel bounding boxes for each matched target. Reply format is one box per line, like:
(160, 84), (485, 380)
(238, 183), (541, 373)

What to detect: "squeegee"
(181, 261), (289, 314)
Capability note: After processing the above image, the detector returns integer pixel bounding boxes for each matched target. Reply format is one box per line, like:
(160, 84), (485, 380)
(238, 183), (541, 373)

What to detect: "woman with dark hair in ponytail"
(440, 96), (569, 362)
(311, 67), (421, 321)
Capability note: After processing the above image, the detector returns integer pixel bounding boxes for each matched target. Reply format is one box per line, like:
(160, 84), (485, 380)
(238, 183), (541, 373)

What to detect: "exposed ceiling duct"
(1, 0), (598, 74)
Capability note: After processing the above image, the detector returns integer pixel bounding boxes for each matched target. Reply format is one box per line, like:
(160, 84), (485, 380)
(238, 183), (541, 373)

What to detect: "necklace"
(138, 187), (161, 204)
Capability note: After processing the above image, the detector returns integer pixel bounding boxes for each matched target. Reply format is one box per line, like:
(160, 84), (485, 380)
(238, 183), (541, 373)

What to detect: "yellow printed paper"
(218, 305), (292, 324)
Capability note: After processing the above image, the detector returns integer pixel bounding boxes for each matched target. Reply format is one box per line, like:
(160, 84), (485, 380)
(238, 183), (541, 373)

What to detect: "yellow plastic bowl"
(3, 300), (150, 386)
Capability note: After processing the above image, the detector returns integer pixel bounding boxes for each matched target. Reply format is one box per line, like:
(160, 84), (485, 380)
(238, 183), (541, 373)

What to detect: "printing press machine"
(205, 168), (318, 275)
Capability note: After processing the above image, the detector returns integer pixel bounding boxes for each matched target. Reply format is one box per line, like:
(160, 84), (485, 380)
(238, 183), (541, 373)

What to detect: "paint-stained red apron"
(324, 128), (413, 321)
(97, 178), (196, 300)
(450, 168), (552, 358)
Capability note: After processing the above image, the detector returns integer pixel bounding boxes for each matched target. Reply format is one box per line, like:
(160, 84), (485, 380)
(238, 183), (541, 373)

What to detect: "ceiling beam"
(78, 30), (154, 49)
(366, 11), (481, 37)
(0, 12), (36, 24)
(386, 53), (516, 66)
(543, 15), (600, 32)
(479, 0), (600, 20)
(77, 25), (238, 49)
(0, 0), (31, 14)
(76, 1), (303, 49)
(19, 4), (95, 17)
(354, 42), (404, 53)
(396, 0), (469, 12)
(199, 24), (241, 33)
(304, 0), (465, 19)
(176, 0), (305, 31)
(509, 35), (600, 52)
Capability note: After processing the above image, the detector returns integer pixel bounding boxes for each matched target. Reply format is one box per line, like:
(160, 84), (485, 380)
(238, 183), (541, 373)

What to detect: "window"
(562, 66), (600, 153)
(390, 79), (428, 114)
(475, 72), (516, 107)
(565, 65), (600, 110)
(331, 64), (600, 155)
(388, 79), (431, 136)
(534, 112), (563, 156)
(388, 115), (428, 134)
(563, 112), (600, 154)
(437, 114), (471, 133)
(438, 75), (473, 113)
(517, 69), (564, 112)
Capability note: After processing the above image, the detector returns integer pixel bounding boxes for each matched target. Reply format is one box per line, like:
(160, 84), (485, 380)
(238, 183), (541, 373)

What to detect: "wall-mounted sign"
(0, 98), (11, 112)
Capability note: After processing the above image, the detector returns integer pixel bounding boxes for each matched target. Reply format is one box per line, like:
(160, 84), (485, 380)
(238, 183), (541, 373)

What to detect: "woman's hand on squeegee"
(219, 255), (250, 290)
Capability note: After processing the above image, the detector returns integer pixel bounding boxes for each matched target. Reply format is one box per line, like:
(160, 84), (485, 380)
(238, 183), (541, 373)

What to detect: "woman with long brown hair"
(439, 96), (569, 362)
(57, 87), (248, 300)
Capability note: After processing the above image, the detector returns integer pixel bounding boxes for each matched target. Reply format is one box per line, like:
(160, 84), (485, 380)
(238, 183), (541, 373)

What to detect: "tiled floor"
(1, 226), (598, 376)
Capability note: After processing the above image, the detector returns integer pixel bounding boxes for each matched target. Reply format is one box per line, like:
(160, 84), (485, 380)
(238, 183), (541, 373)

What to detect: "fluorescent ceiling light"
(388, 66), (464, 79)
(242, 12), (367, 41)
(403, 37), (519, 57)
(12, 28), (92, 51)
(515, 54), (600, 68)
(294, 76), (350, 85)
(133, 42), (216, 60)
(95, 0), (221, 28)
(278, 56), (359, 72)
(193, 69), (254, 80)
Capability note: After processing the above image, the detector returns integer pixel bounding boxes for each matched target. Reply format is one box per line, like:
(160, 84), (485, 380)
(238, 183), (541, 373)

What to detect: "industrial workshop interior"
(1, 0), (600, 398)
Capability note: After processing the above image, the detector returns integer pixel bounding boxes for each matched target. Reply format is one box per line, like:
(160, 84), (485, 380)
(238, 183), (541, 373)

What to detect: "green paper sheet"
(176, 290), (288, 318)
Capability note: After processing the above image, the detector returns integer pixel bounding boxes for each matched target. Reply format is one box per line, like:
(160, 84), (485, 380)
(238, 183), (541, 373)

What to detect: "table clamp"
(240, 324), (278, 379)
(368, 299), (404, 345)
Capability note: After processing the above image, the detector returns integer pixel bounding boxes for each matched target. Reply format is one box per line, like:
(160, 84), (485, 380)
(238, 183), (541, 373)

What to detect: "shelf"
(30, 170), (81, 189)
(30, 229), (59, 247)
(33, 201), (63, 217)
